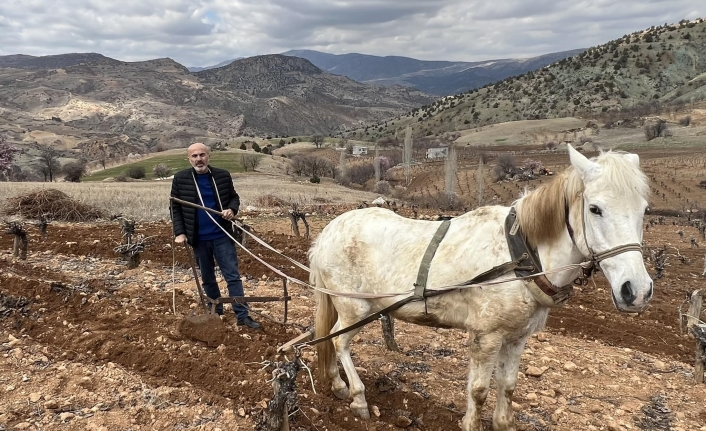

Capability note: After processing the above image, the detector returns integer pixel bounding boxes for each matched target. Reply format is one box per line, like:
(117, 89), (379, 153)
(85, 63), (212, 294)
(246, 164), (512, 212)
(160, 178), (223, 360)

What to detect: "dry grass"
(0, 174), (383, 221)
(455, 117), (587, 146)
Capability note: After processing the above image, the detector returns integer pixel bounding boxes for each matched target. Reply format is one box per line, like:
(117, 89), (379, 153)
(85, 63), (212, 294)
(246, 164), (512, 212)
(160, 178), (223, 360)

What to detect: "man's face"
(188, 144), (210, 174)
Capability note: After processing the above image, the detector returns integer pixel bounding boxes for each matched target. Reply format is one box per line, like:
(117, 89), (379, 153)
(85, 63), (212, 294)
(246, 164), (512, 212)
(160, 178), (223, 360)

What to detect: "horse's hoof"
(332, 386), (349, 400)
(351, 406), (370, 419)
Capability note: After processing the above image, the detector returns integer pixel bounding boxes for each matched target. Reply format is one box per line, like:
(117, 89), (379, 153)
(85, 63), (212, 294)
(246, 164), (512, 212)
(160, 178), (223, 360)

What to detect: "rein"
(303, 194), (645, 347)
(170, 197), (642, 348)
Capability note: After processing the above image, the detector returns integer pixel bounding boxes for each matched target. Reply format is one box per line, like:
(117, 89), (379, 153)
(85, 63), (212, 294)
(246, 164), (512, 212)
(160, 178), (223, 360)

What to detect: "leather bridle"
(567, 192), (644, 284)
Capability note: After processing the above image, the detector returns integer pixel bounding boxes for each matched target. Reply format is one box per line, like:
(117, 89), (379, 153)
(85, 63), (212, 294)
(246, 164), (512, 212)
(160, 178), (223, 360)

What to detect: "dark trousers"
(193, 235), (249, 320)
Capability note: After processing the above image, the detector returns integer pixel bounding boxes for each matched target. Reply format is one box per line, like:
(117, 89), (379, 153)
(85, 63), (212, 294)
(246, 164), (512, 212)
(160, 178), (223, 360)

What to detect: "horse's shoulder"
(458, 205), (509, 223)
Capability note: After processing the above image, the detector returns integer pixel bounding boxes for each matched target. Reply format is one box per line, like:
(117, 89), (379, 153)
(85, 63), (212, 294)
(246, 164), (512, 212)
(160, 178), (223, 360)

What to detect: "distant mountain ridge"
(280, 49), (586, 95)
(0, 53), (433, 156)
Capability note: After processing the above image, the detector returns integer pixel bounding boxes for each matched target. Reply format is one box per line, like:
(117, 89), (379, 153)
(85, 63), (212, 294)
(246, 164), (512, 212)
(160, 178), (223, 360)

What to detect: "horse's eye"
(589, 205), (602, 216)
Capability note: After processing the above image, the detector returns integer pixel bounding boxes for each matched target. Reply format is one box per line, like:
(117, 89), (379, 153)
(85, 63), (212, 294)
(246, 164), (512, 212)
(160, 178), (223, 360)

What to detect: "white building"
(426, 147), (448, 159)
(352, 146), (368, 155)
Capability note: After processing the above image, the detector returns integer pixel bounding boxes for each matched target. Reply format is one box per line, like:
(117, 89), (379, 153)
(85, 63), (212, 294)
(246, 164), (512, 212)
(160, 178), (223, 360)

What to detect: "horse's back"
(309, 206), (512, 298)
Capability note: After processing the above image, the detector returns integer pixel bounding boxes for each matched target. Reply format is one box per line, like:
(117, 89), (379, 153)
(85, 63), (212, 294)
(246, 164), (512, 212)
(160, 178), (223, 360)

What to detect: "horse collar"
(505, 207), (573, 307)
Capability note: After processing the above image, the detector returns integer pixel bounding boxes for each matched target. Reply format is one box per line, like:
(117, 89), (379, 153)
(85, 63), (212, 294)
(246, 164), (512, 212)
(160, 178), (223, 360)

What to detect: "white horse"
(309, 145), (652, 431)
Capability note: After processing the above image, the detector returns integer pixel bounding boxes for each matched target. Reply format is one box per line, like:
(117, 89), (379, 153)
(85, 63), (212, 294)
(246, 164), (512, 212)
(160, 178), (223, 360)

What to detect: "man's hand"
(221, 209), (235, 221)
(174, 234), (187, 244)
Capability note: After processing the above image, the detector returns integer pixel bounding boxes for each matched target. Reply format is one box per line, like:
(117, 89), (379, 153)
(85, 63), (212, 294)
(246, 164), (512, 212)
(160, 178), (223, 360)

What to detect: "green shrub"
(63, 162), (86, 182)
(310, 175), (320, 183)
(239, 143), (247, 150)
(127, 166), (146, 179)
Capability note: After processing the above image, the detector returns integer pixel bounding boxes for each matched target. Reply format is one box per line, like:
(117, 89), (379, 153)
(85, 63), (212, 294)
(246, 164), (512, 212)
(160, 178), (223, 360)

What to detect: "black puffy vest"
(170, 166), (240, 245)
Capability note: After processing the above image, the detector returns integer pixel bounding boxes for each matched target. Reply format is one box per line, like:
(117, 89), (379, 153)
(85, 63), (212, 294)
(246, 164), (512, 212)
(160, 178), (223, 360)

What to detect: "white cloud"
(0, 0), (702, 66)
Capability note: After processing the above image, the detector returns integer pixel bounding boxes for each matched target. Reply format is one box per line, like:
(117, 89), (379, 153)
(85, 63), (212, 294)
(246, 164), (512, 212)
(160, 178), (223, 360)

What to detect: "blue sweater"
(195, 174), (225, 241)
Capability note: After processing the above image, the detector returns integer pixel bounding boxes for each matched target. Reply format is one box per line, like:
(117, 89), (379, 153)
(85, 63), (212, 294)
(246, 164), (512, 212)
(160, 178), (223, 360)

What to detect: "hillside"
(187, 58), (242, 72)
(282, 48), (585, 95)
(349, 18), (706, 142)
(0, 53), (117, 69)
(0, 54), (433, 160)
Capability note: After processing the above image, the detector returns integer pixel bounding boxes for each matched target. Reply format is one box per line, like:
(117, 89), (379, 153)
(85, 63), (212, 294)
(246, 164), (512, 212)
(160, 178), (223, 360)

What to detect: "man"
(170, 142), (261, 329)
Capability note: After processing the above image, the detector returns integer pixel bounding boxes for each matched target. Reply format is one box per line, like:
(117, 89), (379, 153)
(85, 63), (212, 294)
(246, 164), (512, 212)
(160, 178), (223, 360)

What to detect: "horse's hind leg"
(326, 320), (350, 400)
(462, 332), (502, 431)
(333, 325), (370, 419)
(492, 337), (527, 431)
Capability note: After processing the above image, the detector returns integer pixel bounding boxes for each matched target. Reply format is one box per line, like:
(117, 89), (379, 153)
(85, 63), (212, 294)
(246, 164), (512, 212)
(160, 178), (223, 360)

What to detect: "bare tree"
(477, 156), (484, 207)
(63, 162), (86, 182)
(374, 146), (381, 182)
(444, 145), (458, 199)
(35, 147), (61, 182)
(492, 153), (516, 182)
(303, 155), (331, 178)
(291, 155), (306, 176)
(153, 163), (172, 179)
(644, 119), (668, 141)
(311, 135), (325, 148)
(338, 150), (348, 184)
(404, 126), (412, 186)
(97, 146), (108, 169)
(239, 154), (259, 172)
(0, 134), (19, 178)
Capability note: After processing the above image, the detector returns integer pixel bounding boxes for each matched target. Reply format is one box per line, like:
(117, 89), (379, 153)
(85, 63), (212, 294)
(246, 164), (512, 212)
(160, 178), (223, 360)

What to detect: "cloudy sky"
(0, 0), (703, 67)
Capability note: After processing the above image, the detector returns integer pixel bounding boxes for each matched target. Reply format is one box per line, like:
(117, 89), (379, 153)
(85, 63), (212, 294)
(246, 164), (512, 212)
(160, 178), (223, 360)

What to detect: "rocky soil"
(1, 212), (706, 431)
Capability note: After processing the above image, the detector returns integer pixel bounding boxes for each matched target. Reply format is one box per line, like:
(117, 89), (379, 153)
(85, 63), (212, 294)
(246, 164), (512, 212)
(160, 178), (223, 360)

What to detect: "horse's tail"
(312, 267), (337, 382)
(315, 289), (337, 381)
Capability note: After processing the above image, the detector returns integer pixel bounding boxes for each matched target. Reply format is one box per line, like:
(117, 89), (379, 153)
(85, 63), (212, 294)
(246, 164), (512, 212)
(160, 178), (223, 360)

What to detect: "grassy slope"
(84, 151), (259, 181)
(349, 18), (706, 142)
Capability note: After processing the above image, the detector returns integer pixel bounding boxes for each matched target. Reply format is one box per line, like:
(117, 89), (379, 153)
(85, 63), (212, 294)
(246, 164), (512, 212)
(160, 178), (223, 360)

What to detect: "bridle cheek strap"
(592, 243), (643, 264)
(567, 192), (643, 279)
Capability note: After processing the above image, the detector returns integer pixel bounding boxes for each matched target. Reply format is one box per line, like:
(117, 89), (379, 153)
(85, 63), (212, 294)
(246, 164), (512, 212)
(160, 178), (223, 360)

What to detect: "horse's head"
(568, 145), (652, 312)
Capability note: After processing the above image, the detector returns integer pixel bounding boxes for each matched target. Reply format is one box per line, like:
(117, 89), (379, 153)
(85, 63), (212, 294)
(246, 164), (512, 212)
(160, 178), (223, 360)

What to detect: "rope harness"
(170, 191), (643, 348)
(302, 194), (644, 347)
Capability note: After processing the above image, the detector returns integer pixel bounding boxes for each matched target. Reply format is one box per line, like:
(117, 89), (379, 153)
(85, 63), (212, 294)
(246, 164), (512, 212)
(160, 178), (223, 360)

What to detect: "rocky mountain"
(350, 18), (706, 142)
(0, 54), (433, 157)
(281, 49), (585, 95)
(0, 53), (117, 69)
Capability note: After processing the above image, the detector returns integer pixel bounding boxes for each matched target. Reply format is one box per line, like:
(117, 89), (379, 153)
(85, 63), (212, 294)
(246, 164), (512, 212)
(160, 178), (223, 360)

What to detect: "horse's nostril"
(621, 281), (636, 305)
(647, 282), (654, 300)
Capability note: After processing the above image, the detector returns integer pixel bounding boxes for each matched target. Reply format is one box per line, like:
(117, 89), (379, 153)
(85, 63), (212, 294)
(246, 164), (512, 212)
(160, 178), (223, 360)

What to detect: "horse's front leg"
(333, 325), (370, 418)
(462, 332), (502, 431)
(492, 337), (528, 431)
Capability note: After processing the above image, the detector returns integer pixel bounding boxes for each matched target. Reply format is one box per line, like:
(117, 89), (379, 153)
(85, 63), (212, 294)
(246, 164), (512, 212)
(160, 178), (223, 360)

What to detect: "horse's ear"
(568, 144), (601, 182)
(624, 153), (640, 168)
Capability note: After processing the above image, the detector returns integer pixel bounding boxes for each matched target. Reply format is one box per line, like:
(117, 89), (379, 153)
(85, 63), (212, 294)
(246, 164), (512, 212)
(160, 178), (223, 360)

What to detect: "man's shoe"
(237, 316), (262, 330)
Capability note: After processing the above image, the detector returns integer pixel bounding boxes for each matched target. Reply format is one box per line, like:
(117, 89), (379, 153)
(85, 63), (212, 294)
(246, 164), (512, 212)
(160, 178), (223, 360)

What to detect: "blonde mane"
(516, 151), (649, 246)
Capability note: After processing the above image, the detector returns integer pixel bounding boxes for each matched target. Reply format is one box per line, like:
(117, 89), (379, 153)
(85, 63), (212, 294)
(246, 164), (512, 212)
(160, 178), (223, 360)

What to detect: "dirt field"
(2, 204), (706, 431)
